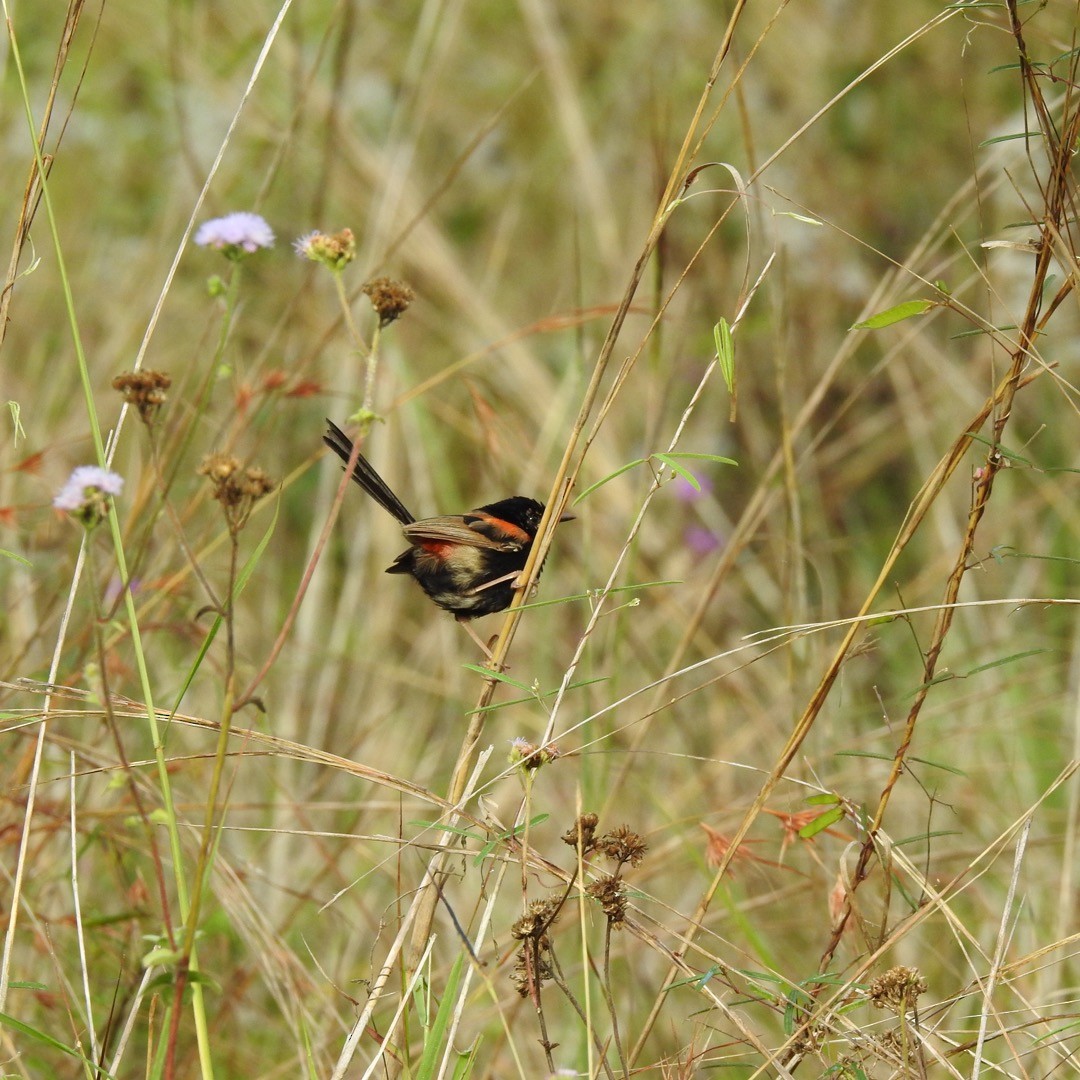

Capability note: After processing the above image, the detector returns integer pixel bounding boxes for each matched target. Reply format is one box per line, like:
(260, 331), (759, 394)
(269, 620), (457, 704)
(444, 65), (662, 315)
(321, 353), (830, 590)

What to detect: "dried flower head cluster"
(198, 454), (274, 532)
(561, 813), (600, 853)
(361, 276), (415, 327)
(560, 815), (646, 929)
(585, 874), (627, 927)
(194, 212), (275, 258)
(293, 228), (356, 272)
(596, 824), (648, 868)
(508, 737), (560, 772)
(509, 898), (561, 999)
(112, 370), (172, 425)
(53, 466), (124, 529)
(561, 816), (647, 867)
(869, 966), (927, 1014)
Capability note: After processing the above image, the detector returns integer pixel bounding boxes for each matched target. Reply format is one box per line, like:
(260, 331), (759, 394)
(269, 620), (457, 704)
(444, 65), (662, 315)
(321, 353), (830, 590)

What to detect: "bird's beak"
(558, 511), (576, 522)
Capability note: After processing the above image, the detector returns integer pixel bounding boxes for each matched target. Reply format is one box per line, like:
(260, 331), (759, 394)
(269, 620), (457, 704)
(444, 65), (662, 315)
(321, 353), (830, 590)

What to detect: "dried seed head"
(562, 813), (599, 854)
(510, 897), (560, 941)
(586, 874), (627, 926)
(112, 370), (172, 425)
(597, 824), (648, 867)
(868, 966), (927, 1013)
(198, 454), (275, 531)
(361, 276), (415, 327)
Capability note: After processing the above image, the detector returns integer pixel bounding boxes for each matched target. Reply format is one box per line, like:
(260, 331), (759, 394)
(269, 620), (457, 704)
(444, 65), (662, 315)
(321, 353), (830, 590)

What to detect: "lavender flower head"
(195, 212), (275, 257)
(53, 466), (124, 528)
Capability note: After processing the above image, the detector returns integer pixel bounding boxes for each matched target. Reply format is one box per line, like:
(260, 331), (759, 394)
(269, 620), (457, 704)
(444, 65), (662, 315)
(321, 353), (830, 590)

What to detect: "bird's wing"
(402, 515), (525, 552)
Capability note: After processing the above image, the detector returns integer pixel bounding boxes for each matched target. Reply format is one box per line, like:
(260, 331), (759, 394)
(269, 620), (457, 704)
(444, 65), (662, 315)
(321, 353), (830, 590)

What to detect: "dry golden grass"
(2, 1), (1080, 1076)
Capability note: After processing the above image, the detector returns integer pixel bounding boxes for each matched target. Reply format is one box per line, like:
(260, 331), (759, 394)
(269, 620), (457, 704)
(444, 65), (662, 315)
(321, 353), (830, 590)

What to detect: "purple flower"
(54, 466), (124, 528)
(194, 212), (275, 255)
(673, 473), (713, 503)
(53, 466), (124, 510)
(685, 526), (721, 556)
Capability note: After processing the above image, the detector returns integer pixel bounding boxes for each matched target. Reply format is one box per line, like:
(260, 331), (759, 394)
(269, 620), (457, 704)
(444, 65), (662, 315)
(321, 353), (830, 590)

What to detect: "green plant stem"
(168, 529), (241, 1078)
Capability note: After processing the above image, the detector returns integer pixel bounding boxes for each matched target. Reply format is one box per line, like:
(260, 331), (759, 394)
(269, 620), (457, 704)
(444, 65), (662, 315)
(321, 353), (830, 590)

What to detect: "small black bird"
(323, 419), (571, 652)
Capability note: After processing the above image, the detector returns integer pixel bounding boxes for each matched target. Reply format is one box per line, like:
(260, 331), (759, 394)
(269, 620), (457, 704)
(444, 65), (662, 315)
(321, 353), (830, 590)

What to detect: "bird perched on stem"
(323, 419), (572, 655)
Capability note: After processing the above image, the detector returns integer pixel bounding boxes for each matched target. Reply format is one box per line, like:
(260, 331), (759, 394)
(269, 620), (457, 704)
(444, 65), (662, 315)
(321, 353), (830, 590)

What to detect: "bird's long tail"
(323, 419), (416, 525)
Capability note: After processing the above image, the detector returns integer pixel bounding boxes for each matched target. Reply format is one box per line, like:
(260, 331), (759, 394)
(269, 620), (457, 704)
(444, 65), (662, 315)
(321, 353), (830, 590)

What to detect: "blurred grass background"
(2, 0), (1079, 1076)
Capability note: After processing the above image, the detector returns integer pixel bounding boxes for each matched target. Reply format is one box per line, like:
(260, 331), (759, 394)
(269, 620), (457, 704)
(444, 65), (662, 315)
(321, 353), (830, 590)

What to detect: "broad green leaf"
(416, 954), (465, 1080)
(851, 299), (934, 330)
(798, 805), (844, 838)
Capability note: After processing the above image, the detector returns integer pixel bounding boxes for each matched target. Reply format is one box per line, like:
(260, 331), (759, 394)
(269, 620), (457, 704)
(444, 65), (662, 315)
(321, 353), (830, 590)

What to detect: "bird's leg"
(456, 614), (496, 659)
(467, 570), (520, 595)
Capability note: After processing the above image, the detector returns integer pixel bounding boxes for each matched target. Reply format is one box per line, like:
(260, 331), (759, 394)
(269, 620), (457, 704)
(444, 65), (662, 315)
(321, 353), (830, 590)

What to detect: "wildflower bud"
(293, 228), (356, 272)
(509, 737), (559, 771)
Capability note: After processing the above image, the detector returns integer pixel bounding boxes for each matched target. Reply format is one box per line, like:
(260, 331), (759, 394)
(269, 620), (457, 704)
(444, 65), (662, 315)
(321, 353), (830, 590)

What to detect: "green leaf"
(979, 131), (1040, 146)
(661, 452), (738, 466)
(416, 953), (465, 1080)
(409, 821), (480, 840)
(1, 548), (31, 567)
(451, 1038), (481, 1080)
(965, 432), (1033, 466)
(964, 648), (1048, 676)
(473, 815), (550, 865)
(851, 299), (934, 330)
(654, 453), (701, 490)
(907, 757), (967, 777)
(805, 793), (840, 806)
(713, 318), (735, 395)
(798, 805), (844, 838)
(460, 664), (537, 693)
(573, 458), (647, 503)
(0, 1011), (115, 1075)
(951, 324), (1017, 339)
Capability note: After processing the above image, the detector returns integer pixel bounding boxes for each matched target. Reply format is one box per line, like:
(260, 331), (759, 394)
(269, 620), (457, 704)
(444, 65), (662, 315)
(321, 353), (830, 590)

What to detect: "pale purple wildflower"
(53, 466), (124, 511)
(673, 473), (713, 502)
(194, 212), (275, 255)
(54, 466), (124, 528)
(685, 525), (721, 556)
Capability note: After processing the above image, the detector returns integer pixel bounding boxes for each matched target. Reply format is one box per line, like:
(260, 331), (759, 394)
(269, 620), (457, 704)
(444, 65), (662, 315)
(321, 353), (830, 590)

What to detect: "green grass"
(3, 0), (1080, 1076)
